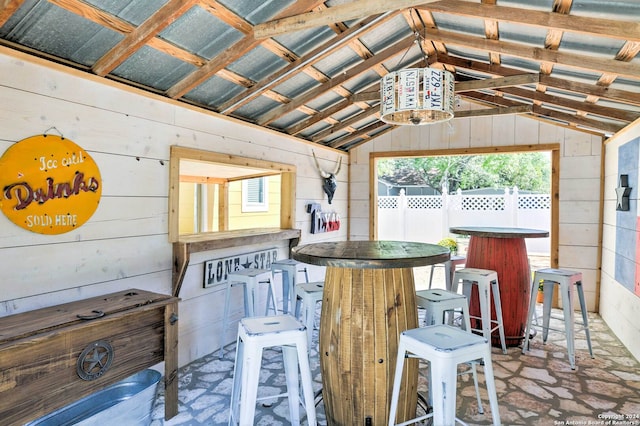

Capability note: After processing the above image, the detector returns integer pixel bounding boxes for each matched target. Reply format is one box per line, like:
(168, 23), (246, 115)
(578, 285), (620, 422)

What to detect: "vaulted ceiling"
(1, 0), (639, 151)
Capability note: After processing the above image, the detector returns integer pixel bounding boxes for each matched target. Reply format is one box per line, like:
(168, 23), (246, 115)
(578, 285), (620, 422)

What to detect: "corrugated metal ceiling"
(0, 0), (638, 151)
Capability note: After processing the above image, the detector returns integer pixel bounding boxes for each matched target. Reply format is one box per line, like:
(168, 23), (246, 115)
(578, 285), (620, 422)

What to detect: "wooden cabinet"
(0, 289), (179, 425)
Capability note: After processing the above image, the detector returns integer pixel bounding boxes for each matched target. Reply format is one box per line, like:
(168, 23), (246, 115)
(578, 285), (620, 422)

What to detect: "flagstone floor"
(150, 302), (640, 426)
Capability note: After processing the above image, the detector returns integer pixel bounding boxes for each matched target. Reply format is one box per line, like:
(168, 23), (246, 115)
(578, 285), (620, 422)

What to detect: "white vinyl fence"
(378, 187), (550, 255)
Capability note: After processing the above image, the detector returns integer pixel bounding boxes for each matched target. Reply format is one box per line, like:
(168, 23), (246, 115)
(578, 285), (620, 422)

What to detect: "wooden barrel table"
(450, 226), (549, 347)
(292, 240), (450, 426)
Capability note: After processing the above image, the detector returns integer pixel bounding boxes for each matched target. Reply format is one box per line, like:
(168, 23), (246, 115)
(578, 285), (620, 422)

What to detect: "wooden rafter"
(92, 0), (199, 76)
(0, 0), (637, 149)
(424, 27), (640, 79)
(166, 0), (325, 99)
(257, 36), (416, 126)
(252, 0), (440, 39)
(218, 13), (398, 114)
(421, 0), (638, 42)
(0, 0), (26, 27)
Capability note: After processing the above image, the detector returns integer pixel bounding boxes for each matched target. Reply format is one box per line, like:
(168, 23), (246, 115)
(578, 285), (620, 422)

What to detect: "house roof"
(1, 0), (639, 152)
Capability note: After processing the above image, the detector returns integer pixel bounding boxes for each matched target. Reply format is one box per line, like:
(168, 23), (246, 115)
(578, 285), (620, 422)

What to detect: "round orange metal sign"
(0, 134), (102, 234)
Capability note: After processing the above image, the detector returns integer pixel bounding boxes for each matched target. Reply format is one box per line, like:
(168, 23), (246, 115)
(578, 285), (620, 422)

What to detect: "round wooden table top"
(291, 240), (450, 269)
(450, 226), (549, 239)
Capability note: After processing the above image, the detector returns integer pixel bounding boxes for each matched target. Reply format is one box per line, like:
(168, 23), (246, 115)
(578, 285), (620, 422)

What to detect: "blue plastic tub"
(26, 369), (162, 426)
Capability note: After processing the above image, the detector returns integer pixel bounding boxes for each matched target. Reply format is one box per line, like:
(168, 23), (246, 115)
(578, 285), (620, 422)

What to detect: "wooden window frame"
(168, 145), (296, 243)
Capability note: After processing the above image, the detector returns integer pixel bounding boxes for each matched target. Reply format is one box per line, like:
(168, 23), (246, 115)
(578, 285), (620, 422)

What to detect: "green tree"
(378, 153), (550, 193)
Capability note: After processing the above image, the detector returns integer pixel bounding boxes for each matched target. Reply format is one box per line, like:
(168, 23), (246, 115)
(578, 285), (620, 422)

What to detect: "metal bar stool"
(271, 259), (309, 314)
(294, 281), (324, 349)
(388, 325), (501, 426)
(452, 267), (508, 354)
(219, 268), (276, 359)
(229, 314), (317, 426)
(416, 289), (471, 330)
(522, 268), (594, 370)
(428, 255), (467, 290)
(415, 289), (484, 413)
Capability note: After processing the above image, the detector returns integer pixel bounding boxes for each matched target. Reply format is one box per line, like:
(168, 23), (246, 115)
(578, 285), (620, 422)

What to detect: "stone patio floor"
(150, 301), (640, 425)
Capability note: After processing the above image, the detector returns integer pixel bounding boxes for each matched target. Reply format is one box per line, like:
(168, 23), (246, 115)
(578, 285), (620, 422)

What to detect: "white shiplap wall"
(350, 103), (605, 313)
(0, 48), (347, 366)
(600, 119), (640, 361)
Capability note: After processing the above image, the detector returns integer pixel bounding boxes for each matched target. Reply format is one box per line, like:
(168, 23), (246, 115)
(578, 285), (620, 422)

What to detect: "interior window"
(242, 177), (268, 212)
(168, 146), (296, 242)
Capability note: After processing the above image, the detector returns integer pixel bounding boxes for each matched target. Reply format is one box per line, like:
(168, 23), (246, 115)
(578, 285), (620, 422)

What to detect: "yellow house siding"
(179, 183), (196, 234)
(228, 175), (281, 229)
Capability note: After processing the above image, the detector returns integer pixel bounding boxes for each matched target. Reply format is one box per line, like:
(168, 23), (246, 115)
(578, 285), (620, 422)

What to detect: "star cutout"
(84, 347), (108, 372)
(616, 176), (632, 211)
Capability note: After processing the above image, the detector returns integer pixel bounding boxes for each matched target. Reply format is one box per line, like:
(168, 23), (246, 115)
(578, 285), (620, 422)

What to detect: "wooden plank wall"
(0, 47), (347, 365)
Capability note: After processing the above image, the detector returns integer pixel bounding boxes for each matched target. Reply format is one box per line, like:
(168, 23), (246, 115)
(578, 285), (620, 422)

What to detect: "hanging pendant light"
(379, 30), (455, 125)
(380, 68), (455, 125)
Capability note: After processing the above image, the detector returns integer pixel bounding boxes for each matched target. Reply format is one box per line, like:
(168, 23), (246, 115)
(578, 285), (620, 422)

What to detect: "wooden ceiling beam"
(438, 54), (640, 106)
(456, 74), (539, 91)
(304, 73), (537, 134)
(218, 13), (397, 114)
(292, 56), (634, 139)
(166, 0), (325, 99)
(252, 0), (440, 39)
(455, 105), (532, 118)
(461, 91), (623, 134)
(166, 35), (261, 99)
(257, 36), (416, 126)
(0, 0), (26, 27)
(329, 120), (388, 149)
(424, 27), (640, 79)
(499, 87), (638, 122)
(531, 105), (625, 134)
(313, 102), (534, 145)
(312, 108), (377, 142)
(92, 0), (198, 76)
(47, 0), (207, 68)
(422, 0), (639, 42)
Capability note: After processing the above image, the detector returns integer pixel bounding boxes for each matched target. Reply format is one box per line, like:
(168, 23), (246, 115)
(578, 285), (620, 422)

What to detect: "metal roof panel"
(159, 6), (244, 60)
(226, 45), (289, 83)
(83, 0), (169, 24)
(217, 0), (296, 26)
(184, 75), (246, 108)
(0, 1), (121, 67)
(112, 46), (196, 91)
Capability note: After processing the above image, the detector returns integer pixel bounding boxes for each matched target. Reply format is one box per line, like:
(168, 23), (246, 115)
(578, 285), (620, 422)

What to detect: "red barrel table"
(292, 240), (450, 426)
(450, 226), (549, 347)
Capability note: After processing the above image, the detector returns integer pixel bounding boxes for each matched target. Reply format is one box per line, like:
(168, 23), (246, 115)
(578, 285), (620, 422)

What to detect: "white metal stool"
(452, 268), (508, 354)
(522, 268), (594, 369)
(388, 325), (501, 426)
(294, 281), (324, 349)
(415, 289), (484, 413)
(229, 315), (317, 426)
(428, 254), (466, 290)
(219, 268), (277, 358)
(271, 259), (310, 314)
(416, 289), (471, 330)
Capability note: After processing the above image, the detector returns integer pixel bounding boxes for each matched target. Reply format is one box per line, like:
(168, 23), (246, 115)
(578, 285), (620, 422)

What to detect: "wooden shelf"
(172, 228), (301, 296)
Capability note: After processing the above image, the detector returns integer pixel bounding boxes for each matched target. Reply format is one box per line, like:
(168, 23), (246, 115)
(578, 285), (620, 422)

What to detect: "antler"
(333, 156), (342, 176)
(312, 150), (331, 178)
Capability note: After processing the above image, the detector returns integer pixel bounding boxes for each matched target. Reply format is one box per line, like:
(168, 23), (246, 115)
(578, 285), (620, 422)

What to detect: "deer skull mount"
(312, 151), (342, 204)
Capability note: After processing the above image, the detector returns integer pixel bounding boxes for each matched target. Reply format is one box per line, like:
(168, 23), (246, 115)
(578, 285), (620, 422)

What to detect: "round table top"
(450, 226), (549, 239)
(291, 240), (450, 269)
